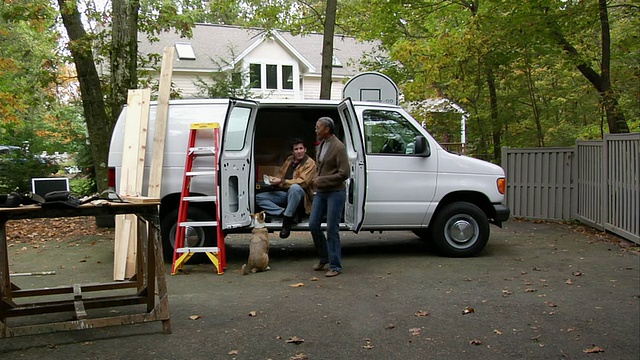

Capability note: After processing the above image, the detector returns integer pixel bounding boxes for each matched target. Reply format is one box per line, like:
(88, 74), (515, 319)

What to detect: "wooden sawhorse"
(0, 202), (171, 337)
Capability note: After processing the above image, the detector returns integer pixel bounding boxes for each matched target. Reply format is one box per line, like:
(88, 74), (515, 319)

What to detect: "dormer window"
(175, 42), (196, 60)
(332, 55), (342, 67)
(249, 63), (296, 91)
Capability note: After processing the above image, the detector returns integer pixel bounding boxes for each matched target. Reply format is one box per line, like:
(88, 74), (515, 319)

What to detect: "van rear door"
(219, 99), (257, 230)
(338, 98), (366, 231)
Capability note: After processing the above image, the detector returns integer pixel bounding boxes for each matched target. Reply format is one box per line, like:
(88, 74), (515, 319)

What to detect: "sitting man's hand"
(271, 177), (282, 186)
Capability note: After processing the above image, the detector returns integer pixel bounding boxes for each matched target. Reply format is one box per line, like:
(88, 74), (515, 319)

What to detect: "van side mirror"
(414, 136), (430, 156)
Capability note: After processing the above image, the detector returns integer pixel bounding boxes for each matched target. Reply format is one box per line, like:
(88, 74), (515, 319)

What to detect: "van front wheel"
(431, 202), (489, 257)
(160, 207), (217, 262)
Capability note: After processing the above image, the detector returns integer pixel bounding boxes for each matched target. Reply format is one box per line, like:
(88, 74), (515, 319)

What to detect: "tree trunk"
(57, 0), (110, 191)
(486, 70), (502, 163)
(552, 0), (629, 133)
(110, 0), (140, 126)
(319, 0), (337, 100)
(525, 59), (544, 147)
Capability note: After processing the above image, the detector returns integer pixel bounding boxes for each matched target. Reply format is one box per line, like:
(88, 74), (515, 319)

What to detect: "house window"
(249, 63), (295, 91)
(266, 64), (277, 89)
(282, 65), (293, 90)
(250, 63), (261, 88)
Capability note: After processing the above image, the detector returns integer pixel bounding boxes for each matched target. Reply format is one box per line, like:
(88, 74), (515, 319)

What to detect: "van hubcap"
(169, 225), (206, 249)
(445, 215), (478, 249)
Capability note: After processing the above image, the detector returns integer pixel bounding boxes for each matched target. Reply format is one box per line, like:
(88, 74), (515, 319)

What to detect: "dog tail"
(241, 264), (249, 275)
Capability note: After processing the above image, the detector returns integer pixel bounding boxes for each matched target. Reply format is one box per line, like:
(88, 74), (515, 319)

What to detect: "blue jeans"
(309, 190), (345, 272)
(256, 184), (305, 217)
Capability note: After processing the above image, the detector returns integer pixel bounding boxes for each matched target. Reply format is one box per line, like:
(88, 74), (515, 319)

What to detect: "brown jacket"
(275, 154), (317, 213)
(314, 136), (350, 192)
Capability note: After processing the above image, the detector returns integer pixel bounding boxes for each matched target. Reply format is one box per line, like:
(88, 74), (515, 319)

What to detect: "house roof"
(137, 24), (378, 77)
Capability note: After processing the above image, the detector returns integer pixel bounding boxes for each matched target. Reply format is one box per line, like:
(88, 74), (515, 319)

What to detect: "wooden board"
(147, 46), (175, 198)
(114, 89), (151, 281)
(123, 196), (161, 203)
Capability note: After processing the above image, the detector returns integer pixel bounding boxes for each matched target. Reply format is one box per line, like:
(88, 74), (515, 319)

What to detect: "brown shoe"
(313, 262), (327, 271)
(325, 270), (341, 277)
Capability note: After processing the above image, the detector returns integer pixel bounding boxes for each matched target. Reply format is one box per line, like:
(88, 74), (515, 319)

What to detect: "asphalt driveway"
(1, 220), (638, 359)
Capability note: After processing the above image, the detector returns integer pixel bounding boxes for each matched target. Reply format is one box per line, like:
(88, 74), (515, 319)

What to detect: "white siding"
(302, 76), (346, 100)
(173, 72), (209, 97)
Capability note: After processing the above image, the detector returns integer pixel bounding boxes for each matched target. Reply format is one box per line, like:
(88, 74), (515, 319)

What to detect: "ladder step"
(189, 147), (216, 156)
(183, 195), (217, 202)
(186, 171), (216, 176)
(176, 247), (220, 253)
(179, 221), (218, 227)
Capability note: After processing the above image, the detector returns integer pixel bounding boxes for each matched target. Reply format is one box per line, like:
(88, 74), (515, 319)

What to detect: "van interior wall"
(254, 108), (341, 179)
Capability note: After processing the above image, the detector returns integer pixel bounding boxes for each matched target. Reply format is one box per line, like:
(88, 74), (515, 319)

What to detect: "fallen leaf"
(525, 288), (537, 292)
(544, 301), (557, 307)
(385, 323), (396, 329)
(286, 336), (304, 344)
(228, 350), (239, 355)
(469, 339), (482, 345)
(531, 335), (541, 342)
(409, 327), (421, 336)
(79, 259), (87, 263)
(289, 282), (305, 288)
(310, 277), (319, 281)
(415, 310), (430, 317)
(462, 307), (475, 314)
(290, 353), (308, 360)
(502, 290), (513, 297)
(583, 346), (605, 353)
(248, 311), (257, 317)
(362, 344), (374, 349)
(189, 315), (201, 320)
(572, 271), (583, 276)
(494, 329), (503, 335)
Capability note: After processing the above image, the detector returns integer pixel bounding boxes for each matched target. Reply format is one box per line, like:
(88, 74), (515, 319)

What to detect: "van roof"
(141, 98), (403, 110)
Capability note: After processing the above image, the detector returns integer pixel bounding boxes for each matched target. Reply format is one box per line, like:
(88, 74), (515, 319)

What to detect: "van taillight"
(497, 178), (506, 195)
(108, 167), (116, 188)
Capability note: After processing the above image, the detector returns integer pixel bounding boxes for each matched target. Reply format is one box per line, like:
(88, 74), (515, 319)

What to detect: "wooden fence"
(502, 133), (639, 244)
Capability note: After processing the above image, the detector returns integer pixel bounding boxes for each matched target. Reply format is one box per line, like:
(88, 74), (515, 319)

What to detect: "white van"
(108, 98), (509, 261)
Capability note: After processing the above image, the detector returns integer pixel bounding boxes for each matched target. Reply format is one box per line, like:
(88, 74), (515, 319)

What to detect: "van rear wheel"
(160, 207), (217, 262)
(431, 202), (489, 257)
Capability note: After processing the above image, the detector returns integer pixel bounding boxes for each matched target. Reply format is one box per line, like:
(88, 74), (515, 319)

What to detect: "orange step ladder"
(171, 122), (226, 275)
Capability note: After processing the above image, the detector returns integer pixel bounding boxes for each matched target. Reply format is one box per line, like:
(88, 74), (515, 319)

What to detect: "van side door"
(338, 98), (367, 232)
(219, 99), (257, 230)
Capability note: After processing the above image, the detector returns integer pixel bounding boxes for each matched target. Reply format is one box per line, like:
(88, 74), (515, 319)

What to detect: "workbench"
(0, 202), (171, 338)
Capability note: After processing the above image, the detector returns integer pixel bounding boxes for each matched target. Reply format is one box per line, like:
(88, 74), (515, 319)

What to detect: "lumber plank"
(148, 46), (174, 198)
(114, 89), (151, 280)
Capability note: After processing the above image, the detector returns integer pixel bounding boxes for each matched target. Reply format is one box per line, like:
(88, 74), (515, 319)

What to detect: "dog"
(241, 211), (270, 275)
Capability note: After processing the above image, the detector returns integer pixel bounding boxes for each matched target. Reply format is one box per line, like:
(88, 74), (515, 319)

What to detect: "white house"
(138, 24), (379, 100)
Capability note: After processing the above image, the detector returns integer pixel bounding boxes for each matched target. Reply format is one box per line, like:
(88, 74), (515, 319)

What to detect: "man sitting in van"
(256, 138), (316, 239)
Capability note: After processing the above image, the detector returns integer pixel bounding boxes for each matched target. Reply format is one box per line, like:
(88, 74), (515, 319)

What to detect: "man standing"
(309, 117), (350, 277)
(256, 138), (316, 239)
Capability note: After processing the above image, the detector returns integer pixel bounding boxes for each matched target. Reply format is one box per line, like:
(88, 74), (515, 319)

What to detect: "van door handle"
(348, 178), (354, 204)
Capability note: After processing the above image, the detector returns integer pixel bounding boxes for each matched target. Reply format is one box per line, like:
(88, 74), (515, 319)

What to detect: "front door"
(219, 99), (257, 230)
(338, 98), (367, 232)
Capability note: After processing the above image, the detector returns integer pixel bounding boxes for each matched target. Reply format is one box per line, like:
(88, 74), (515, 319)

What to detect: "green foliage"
(70, 176), (96, 197)
(345, 0), (638, 159)
(0, 147), (58, 193)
